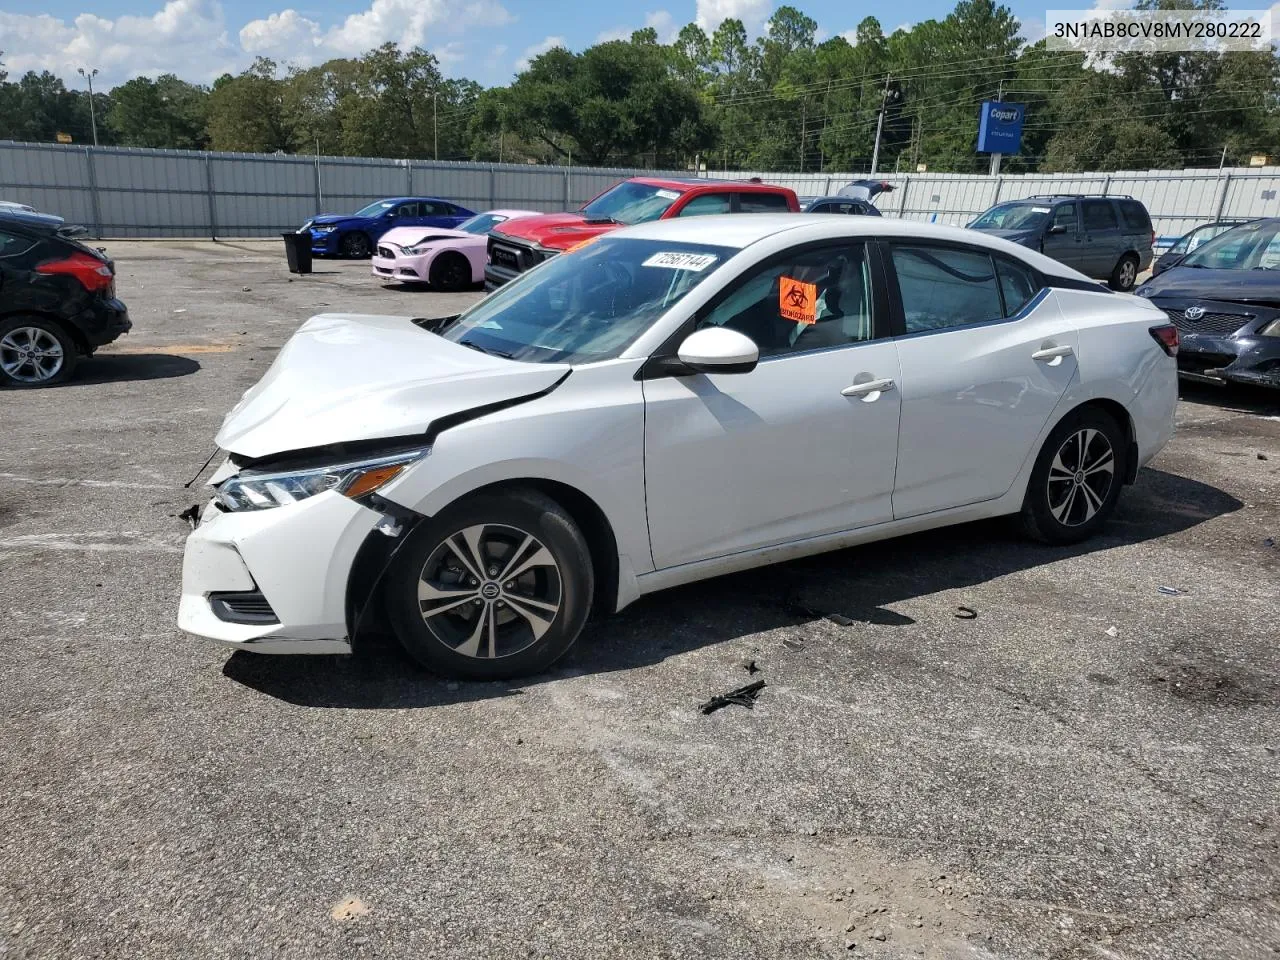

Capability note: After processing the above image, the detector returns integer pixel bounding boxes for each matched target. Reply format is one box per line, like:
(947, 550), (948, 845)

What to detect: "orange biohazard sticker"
(779, 276), (817, 324)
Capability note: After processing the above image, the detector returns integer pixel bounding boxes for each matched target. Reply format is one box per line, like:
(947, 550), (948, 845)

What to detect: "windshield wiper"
(459, 339), (515, 359)
(412, 314), (460, 333)
(582, 216), (622, 225)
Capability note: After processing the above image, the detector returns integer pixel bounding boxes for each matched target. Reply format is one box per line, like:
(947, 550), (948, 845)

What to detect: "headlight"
(1261, 318), (1280, 337)
(313, 225), (337, 234)
(405, 245), (431, 256)
(1135, 285), (1151, 297)
(215, 449), (425, 512)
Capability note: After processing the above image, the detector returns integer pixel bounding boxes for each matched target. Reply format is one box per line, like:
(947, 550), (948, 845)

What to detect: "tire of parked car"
(0, 315), (78, 388)
(1109, 253), (1140, 292)
(385, 488), (595, 679)
(1019, 406), (1128, 545)
(341, 232), (372, 258)
(429, 252), (472, 291)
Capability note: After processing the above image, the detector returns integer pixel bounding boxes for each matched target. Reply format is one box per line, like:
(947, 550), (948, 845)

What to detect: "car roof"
(630, 176), (793, 193)
(614, 213), (1091, 278)
(0, 209), (63, 233)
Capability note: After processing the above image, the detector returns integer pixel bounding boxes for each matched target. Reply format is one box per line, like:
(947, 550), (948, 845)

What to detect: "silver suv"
(968, 195), (1154, 291)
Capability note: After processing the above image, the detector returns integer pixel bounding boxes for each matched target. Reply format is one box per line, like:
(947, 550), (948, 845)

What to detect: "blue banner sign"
(977, 101), (1025, 154)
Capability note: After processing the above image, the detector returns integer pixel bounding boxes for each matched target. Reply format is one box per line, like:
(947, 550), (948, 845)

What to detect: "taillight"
(1150, 323), (1179, 357)
(35, 252), (114, 293)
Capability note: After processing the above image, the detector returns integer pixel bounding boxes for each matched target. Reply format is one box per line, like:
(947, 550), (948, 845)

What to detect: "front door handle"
(841, 377), (896, 398)
(1031, 345), (1074, 362)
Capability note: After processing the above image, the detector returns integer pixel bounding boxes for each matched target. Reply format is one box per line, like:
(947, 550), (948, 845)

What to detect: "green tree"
(207, 58), (293, 152)
(106, 75), (208, 149)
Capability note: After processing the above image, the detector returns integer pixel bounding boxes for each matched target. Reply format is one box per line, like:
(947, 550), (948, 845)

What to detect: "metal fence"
(3, 139), (1280, 244)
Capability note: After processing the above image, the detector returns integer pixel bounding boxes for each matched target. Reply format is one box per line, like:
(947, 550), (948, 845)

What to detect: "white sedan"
(179, 215), (1179, 679)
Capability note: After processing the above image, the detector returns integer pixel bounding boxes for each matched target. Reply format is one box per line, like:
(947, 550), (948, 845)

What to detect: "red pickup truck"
(484, 176), (800, 289)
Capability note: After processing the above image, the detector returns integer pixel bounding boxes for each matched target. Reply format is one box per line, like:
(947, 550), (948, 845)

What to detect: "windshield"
(580, 182), (685, 225)
(354, 200), (396, 218)
(971, 202), (1052, 232)
(1170, 222), (1246, 256)
(438, 237), (732, 363)
(1182, 219), (1280, 270)
(457, 213), (511, 235)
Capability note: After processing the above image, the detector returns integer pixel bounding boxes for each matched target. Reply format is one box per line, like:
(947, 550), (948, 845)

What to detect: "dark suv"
(968, 195), (1154, 291)
(0, 212), (130, 387)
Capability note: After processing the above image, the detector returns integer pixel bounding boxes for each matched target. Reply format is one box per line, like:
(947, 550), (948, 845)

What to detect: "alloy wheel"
(0, 326), (65, 383)
(1046, 427), (1115, 527)
(1119, 260), (1136, 287)
(416, 523), (563, 659)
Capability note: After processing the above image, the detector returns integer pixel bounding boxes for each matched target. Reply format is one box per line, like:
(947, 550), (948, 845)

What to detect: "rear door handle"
(841, 378), (896, 398)
(1031, 345), (1074, 362)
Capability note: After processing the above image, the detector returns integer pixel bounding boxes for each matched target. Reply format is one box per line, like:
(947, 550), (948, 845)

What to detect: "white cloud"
(515, 35), (565, 71)
(694, 0), (771, 34)
(839, 28), (858, 45)
(1016, 14), (1047, 43)
(0, 0), (514, 86)
(595, 10), (679, 44)
(0, 0), (238, 83)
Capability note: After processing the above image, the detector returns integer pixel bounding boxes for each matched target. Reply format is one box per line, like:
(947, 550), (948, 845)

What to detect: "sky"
(0, 0), (1274, 90)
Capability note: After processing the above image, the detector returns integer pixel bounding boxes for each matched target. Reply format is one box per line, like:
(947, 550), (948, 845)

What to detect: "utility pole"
(77, 68), (99, 147)
(433, 90), (439, 161)
(798, 100), (807, 172)
(870, 74), (891, 175)
(989, 79), (1005, 177)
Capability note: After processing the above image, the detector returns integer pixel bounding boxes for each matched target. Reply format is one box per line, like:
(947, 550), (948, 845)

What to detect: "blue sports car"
(301, 197), (476, 258)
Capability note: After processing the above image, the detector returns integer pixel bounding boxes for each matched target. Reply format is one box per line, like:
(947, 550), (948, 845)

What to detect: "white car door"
(884, 241), (1079, 519)
(642, 240), (902, 570)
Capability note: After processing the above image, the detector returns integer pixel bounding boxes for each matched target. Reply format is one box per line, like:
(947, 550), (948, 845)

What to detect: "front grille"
(1163, 308), (1253, 337)
(377, 245), (395, 259)
(209, 591), (279, 625)
(490, 242), (521, 271)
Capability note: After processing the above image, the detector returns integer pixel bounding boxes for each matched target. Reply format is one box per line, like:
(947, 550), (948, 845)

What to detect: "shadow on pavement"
(223, 466), (1243, 709)
(1178, 380), (1280, 415)
(72, 353), (200, 385)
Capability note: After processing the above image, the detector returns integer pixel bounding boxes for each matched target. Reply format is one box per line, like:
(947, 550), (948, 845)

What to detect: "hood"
(216, 313), (570, 459)
(378, 226), (474, 247)
(309, 213), (371, 227)
(1137, 266), (1280, 306)
(491, 212), (618, 251)
(972, 227), (1037, 247)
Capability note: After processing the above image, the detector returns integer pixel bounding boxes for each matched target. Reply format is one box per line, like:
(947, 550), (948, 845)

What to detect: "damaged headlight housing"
(404, 244), (432, 256)
(215, 449), (426, 512)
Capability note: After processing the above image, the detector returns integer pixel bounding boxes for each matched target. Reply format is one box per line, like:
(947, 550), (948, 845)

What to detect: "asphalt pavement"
(1, 240), (1277, 959)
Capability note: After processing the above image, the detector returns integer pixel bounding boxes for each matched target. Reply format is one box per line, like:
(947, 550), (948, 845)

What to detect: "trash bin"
(281, 230), (313, 275)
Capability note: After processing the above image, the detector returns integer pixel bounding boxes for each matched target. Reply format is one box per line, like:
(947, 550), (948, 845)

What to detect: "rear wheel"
(0, 316), (78, 388)
(341, 232), (371, 258)
(1019, 408), (1127, 544)
(429, 252), (472, 291)
(1109, 254), (1139, 291)
(385, 489), (594, 679)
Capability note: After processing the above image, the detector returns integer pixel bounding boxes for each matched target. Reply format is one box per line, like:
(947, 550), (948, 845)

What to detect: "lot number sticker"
(779, 276), (817, 324)
(642, 252), (718, 271)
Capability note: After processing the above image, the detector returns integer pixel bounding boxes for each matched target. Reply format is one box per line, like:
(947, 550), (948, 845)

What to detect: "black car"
(1151, 219), (1255, 277)
(801, 179), (894, 216)
(0, 213), (130, 387)
(1135, 217), (1280, 389)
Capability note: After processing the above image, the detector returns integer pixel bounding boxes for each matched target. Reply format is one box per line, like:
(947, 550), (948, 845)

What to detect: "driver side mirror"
(675, 327), (759, 374)
(1048, 224), (1068, 235)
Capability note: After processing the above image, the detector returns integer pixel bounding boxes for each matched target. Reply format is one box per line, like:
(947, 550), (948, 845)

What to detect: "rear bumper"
(79, 297), (131, 350)
(178, 491), (381, 655)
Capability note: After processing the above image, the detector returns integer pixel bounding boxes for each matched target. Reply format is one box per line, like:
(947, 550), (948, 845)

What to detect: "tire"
(1019, 407), (1128, 545)
(429, 252), (472, 291)
(385, 489), (595, 679)
(1109, 253), (1139, 291)
(341, 232), (371, 258)
(0, 316), (78, 388)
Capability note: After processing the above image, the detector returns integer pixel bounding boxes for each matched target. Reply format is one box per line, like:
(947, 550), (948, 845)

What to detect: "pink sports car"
(371, 209), (537, 290)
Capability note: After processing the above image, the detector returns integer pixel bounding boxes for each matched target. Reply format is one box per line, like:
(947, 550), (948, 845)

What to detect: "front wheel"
(341, 232), (371, 258)
(1019, 408), (1127, 544)
(429, 252), (472, 291)
(385, 489), (594, 679)
(1109, 254), (1139, 291)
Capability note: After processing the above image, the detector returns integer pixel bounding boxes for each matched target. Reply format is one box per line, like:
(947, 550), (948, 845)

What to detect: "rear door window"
(738, 192), (792, 213)
(0, 230), (37, 258)
(1083, 200), (1118, 232)
(890, 245), (1004, 333)
(995, 258), (1042, 315)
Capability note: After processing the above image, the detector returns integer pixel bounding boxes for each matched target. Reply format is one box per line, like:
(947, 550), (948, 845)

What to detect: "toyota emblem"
(1184, 306), (1205, 320)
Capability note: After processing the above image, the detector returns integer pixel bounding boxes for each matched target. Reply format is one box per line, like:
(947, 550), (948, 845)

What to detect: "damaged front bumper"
(178, 490), (381, 654)
(1177, 333), (1280, 388)
(371, 251), (428, 282)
